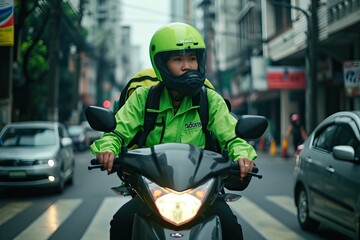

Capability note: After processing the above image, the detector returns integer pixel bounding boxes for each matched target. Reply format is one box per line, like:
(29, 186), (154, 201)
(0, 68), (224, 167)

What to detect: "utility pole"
(0, 47), (13, 127)
(47, 0), (61, 121)
(0, 1), (14, 127)
(308, 0), (318, 132)
(71, 0), (85, 124)
(199, 0), (216, 87)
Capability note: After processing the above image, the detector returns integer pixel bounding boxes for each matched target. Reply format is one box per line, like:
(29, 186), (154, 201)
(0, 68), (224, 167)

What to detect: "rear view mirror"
(235, 115), (268, 140)
(85, 106), (116, 133)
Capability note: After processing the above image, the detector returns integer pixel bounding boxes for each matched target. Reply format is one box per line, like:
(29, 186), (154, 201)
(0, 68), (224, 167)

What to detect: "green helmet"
(149, 22), (206, 96)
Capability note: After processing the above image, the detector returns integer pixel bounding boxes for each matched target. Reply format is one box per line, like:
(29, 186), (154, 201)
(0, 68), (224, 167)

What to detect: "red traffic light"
(103, 100), (111, 108)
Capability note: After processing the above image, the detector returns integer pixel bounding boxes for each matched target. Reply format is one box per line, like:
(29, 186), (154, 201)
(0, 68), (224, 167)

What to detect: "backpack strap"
(197, 87), (209, 139)
(137, 84), (164, 148)
(192, 87), (221, 152)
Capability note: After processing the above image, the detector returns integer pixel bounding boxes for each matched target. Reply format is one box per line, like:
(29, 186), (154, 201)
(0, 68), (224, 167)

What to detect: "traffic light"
(103, 100), (111, 109)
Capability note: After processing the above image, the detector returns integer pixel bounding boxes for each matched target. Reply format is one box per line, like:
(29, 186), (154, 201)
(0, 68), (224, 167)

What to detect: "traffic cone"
(282, 138), (289, 158)
(270, 139), (277, 156)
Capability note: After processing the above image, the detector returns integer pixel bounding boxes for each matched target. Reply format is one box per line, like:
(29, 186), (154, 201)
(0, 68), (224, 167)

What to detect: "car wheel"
(67, 161), (75, 186)
(54, 168), (65, 194)
(296, 187), (320, 231)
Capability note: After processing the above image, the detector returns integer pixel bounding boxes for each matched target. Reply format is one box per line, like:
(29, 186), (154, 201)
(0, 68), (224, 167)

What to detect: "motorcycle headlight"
(144, 177), (214, 226)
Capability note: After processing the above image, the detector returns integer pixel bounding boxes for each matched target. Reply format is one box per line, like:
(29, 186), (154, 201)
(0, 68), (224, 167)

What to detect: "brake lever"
(247, 171), (263, 179)
(88, 164), (105, 170)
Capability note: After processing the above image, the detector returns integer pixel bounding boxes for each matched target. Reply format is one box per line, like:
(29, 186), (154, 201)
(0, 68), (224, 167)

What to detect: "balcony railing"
(328, 0), (360, 23)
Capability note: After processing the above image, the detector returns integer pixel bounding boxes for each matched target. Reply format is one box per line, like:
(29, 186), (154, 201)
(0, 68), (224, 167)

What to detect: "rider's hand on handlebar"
(96, 151), (115, 173)
(237, 157), (254, 180)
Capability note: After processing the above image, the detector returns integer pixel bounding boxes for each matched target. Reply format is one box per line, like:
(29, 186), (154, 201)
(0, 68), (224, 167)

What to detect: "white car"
(0, 121), (75, 194)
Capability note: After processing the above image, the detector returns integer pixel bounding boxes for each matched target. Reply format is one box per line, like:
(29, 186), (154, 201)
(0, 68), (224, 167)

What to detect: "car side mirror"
(61, 137), (73, 147)
(332, 145), (355, 161)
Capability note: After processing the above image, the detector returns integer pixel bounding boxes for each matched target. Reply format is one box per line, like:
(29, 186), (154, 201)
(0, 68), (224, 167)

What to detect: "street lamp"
(270, 1), (318, 133)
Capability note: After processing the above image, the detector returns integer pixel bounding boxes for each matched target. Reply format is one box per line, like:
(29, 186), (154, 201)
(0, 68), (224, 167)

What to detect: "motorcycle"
(85, 106), (268, 239)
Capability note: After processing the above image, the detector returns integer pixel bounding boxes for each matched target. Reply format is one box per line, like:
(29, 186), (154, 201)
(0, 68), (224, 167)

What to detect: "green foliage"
(13, 0), (89, 121)
(21, 38), (48, 79)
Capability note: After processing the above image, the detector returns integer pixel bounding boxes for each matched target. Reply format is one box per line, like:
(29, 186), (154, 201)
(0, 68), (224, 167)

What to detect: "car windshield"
(0, 127), (56, 147)
(68, 125), (83, 136)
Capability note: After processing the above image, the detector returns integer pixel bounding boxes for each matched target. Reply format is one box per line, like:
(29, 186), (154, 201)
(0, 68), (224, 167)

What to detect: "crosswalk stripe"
(0, 202), (32, 226)
(14, 198), (82, 240)
(81, 196), (131, 240)
(0, 195), (305, 239)
(266, 195), (297, 215)
(228, 197), (305, 240)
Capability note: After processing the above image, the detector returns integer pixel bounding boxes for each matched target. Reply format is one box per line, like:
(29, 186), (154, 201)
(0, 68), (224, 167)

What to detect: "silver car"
(294, 111), (360, 239)
(0, 121), (75, 194)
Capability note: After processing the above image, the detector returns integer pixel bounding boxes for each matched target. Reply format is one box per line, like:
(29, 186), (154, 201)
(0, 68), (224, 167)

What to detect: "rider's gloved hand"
(237, 157), (254, 180)
(96, 150), (115, 173)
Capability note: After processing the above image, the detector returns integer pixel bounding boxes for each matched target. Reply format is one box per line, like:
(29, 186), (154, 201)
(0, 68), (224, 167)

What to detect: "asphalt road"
(0, 149), (352, 240)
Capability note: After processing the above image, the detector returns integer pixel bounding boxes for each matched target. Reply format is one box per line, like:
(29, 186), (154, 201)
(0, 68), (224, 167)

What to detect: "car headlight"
(34, 159), (56, 166)
(144, 177), (214, 226)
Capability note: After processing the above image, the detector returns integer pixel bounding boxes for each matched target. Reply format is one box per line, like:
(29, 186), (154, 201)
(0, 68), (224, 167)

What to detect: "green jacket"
(90, 86), (257, 161)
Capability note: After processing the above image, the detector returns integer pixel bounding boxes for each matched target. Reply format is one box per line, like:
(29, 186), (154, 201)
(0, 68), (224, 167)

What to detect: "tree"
(12, 0), (88, 121)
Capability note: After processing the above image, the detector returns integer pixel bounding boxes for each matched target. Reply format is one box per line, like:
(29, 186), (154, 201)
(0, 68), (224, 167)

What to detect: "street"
(0, 150), (351, 240)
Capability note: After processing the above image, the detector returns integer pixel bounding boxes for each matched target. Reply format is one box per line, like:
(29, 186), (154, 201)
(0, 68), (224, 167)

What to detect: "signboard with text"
(267, 66), (306, 90)
(0, 0), (14, 46)
(343, 60), (360, 96)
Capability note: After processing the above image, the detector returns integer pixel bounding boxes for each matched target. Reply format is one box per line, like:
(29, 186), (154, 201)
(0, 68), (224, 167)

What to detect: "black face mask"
(162, 70), (205, 97)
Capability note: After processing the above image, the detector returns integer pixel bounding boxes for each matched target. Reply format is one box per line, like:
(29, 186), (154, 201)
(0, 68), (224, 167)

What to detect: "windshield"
(0, 127), (56, 147)
(68, 125), (84, 136)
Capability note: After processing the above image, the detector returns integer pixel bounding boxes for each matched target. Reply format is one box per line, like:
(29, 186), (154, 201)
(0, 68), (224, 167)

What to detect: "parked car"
(0, 121), (75, 194)
(293, 111), (360, 240)
(81, 121), (102, 145)
(67, 124), (88, 151)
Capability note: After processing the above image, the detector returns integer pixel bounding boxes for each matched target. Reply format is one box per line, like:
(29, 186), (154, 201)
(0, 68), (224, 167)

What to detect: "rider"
(90, 22), (257, 240)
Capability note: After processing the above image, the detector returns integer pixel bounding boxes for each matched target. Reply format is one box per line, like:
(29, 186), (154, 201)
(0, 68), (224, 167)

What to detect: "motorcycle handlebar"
(89, 157), (262, 179)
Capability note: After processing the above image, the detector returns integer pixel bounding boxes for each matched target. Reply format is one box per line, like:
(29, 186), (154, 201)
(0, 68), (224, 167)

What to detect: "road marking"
(266, 195), (297, 215)
(228, 197), (305, 240)
(81, 196), (131, 240)
(14, 198), (82, 240)
(0, 201), (32, 226)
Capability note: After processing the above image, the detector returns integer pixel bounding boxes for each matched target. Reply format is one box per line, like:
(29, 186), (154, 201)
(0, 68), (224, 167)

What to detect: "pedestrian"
(90, 22), (257, 240)
(285, 113), (307, 153)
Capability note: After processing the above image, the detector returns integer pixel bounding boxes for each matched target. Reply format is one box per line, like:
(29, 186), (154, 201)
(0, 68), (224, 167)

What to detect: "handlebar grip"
(90, 158), (99, 165)
(230, 161), (262, 179)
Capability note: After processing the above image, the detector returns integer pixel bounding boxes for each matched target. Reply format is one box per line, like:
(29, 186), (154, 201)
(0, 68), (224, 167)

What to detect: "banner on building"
(267, 66), (306, 90)
(0, 0), (14, 46)
(343, 60), (360, 96)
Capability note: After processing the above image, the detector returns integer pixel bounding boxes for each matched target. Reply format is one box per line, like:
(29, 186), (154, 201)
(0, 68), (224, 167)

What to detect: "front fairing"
(118, 143), (230, 192)
(118, 143), (231, 225)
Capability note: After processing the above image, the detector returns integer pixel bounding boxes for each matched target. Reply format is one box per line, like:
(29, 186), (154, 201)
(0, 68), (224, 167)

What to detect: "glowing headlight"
(144, 177), (214, 226)
(48, 159), (55, 167)
(34, 159), (56, 166)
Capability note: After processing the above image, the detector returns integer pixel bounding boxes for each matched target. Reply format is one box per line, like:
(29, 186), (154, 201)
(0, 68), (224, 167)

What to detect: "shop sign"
(267, 66), (306, 90)
(343, 60), (360, 96)
(0, 0), (14, 46)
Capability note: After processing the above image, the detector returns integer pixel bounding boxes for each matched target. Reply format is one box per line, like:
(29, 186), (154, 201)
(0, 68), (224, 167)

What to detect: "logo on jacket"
(185, 121), (202, 129)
